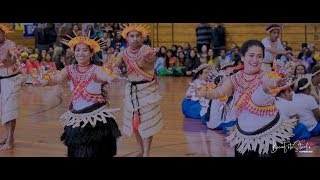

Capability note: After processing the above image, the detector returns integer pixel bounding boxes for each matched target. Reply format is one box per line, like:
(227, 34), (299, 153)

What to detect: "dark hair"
(165, 49), (174, 68)
(294, 64), (306, 76)
(296, 78), (310, 93)
(219, 48), (226, 54)
(239, 40), (265, 58)
(171, 45), (178, 49)
(192, 69), (204, 80)
(312, 64), (320, 74)
(305, 49), (313, 58)
(301, 43), (308, 49)
(177, 51), (186, 66)
(214, 76), (223, 85)
(189, 49), (197, 58)
(285, 47), (292, 51)
(207, 48), (216, 61)
(275, 84), (294, 98)
(157, 46), (167, 58)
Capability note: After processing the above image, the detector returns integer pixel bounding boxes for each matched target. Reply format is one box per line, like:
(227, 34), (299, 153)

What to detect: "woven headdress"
(0, 23), (14, 34)
(265, 24), (283, 33)
(61, 30), (104, 53)
(120, 23), (151, 38)
(28, 53), (38, 59)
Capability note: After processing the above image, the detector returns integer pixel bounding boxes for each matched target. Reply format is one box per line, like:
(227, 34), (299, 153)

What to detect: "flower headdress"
(28, 53), (38, 59)
(120, 23), (151, 39)
(61, 30), (105, 53)
(0, 23), (14, 34)
(19, 52), (28, 60)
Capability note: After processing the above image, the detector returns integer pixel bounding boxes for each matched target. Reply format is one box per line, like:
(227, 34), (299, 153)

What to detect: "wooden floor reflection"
(0, 76), (319, 157)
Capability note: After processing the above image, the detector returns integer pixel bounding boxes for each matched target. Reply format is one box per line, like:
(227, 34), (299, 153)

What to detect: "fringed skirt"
(226, 113), (297, 158)
(60, 102), (121, 157)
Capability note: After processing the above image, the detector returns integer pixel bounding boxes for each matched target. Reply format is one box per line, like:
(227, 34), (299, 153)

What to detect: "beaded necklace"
(67, 64), (105, 104)
(231, 70), (278, 117)
(123, 45), (154, 81)
(231, 70), (264, 94)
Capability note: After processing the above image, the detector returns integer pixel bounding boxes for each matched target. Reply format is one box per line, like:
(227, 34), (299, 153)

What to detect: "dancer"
(0, 23), (24, 151)
(113, 24), (163, 157)
(196, 40), (297, 157)
(36, 31), (121, 157)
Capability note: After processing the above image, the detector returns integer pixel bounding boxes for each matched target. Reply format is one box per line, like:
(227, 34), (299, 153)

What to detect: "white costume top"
(66, 64), (105, 111)
(206, 98), (234, 129)
(292, 93), (319, 131)
(275, 97), (297, 119)
(261, 37), (285, 63)
(237, 85), (276, 132)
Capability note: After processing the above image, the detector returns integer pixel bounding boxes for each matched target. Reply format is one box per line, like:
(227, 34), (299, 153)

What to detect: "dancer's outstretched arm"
(196, 77), (234, 99)
(38, 68), (68, 86)
(112, 51), (124, 68)
(95, 66), (118, 84)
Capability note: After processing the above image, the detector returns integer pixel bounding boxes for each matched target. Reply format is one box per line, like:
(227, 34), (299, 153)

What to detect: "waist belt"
(0, 73), (19, 80)
(130, 78), (154, 85)
(236, 112), (280, 135)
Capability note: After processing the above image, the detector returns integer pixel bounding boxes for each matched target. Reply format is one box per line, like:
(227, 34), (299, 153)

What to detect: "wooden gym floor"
(0, 76), (319, 157)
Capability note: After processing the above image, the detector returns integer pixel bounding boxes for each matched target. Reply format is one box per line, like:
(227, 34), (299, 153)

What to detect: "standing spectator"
(196, 23), (212, 53)
(34, 23), (49, 52)
(211, 23), (226, 56)
(44, 23), (57, 47)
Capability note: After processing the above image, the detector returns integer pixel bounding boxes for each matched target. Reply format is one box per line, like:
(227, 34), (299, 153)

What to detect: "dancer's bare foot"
(0, 138), (14, 151)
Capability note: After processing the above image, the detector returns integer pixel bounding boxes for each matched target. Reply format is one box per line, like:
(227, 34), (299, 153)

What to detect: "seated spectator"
(182, 64), (211, 119)
(293, 77), (320, 137)
(185, 49), (201, 76)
